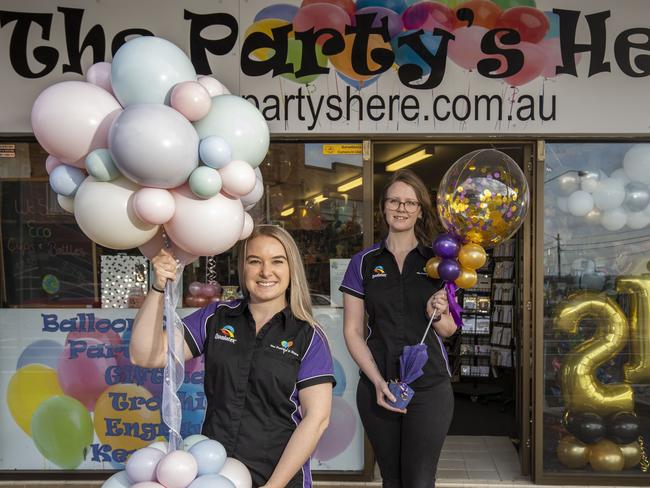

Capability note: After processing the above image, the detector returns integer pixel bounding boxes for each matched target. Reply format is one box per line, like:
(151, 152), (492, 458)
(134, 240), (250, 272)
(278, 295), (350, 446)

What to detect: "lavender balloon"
(433, 234), (460, 259)
(438, 259), (461, 281)
(125, 447), (164, 483)
(188, 439), (227, 476)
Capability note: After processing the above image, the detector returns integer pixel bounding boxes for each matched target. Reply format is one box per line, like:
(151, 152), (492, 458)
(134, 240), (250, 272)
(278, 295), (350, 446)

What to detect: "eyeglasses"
(385, 198), (420, 213)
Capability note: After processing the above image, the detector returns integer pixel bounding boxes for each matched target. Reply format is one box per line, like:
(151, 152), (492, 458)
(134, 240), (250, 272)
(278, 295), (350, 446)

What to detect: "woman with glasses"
(340, 169), (458, 488)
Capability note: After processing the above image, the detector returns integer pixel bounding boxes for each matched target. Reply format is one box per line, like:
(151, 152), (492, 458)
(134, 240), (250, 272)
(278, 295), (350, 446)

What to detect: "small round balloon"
(437, 149), (529, 248)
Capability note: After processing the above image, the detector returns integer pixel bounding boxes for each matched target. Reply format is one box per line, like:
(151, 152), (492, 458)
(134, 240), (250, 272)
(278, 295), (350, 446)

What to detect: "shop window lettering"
(1, 8), (649, 85)
(41, 313), (133, 333)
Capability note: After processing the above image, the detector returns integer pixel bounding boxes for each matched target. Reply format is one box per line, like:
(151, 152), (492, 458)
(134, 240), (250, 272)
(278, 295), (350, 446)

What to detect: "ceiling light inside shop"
(313, 194), (328, 204)
(337, 176), (363, 192)
(280, 207), (294, 217)
(385, 148), (432, 172)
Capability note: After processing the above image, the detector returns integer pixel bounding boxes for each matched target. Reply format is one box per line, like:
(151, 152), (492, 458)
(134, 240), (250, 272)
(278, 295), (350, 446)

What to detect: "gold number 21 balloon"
(617, 276), (650, 384)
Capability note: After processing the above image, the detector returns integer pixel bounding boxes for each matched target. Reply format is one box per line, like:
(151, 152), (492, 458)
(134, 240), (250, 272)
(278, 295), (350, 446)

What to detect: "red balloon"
(293, 3), (351, 45)
(504, 41), (547, 86)
(301, 0), (355, 18)
(497, 7), (549, 44)
(453, 0), (502, 29)
(402, 2), (454, 31)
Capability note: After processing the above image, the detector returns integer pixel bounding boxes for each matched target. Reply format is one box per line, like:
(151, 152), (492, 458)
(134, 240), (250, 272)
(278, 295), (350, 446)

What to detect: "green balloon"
(30, 395), (93, 469)
(189, 166), (222, 198)
(492, 0), (537, 9)
(281, 38), (327, 85)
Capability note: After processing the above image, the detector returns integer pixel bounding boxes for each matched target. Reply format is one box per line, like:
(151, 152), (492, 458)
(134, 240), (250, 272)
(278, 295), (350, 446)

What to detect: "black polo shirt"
(182, 299), (335, 488)
(340, 240), (451, 390)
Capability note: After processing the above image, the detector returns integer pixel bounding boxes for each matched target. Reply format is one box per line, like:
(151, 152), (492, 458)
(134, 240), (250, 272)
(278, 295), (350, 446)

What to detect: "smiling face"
(384, 181), (422, 234)
(243, 235), (290, 306)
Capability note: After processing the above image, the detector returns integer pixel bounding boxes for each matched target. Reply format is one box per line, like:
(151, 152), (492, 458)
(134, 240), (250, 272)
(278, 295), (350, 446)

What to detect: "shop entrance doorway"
(371, 140), (534, 480)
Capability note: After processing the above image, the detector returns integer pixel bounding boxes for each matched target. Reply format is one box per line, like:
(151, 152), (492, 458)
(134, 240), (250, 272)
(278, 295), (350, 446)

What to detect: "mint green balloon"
(189, 166), (222, 198)
(492, 0), (537, 9)
(86, 148), (120, 181)
(281, 38), (327, 85)
(30, 395), (93, 469)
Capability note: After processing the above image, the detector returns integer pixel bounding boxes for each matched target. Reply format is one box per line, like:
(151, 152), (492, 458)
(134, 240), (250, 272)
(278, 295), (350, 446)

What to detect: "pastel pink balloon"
(155, 450), (198, 488)
(538, 38), (582, 79)
(197, 75), (230, 97)
(240, 177), (264, 209)
(164, 184), (245, 256)
(171, 81), (212, 121)
(200, 282), (219, 298)
(240, 212), (254, 240)
(448, 26), (489, 71)
(31, 81), (122, 167)
(505, 41), (547, 86)
(293, 3), (351, 42)
(402, 2), (454, 31)
(57, 337), (118, 410)
(133, 188), (176, 225)
(86, 61), (114, 95)
(218, 160), (256, 197)
(131, 483), (165, 488)
(138, 228), (199, 265)
(45, 155), (63, 174)
(218, 457), (252, 488)
(188, 281), (203, 297)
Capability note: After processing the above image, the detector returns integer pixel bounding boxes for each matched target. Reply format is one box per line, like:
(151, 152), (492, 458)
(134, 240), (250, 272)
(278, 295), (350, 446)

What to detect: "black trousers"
(357, 376), (454, 488)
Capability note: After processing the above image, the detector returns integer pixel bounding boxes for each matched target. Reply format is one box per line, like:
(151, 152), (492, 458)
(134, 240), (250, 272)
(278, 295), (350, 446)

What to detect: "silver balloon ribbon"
(162, 266), (185, 452)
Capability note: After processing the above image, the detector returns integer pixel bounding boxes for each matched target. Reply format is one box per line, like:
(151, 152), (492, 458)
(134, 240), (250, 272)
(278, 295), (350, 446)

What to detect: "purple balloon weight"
(438, 258), (461, 281)
(433, 234), (460, 259)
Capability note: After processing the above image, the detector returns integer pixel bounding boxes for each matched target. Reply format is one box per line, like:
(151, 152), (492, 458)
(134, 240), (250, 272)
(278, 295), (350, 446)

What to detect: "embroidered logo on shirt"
(372, 265), (387, 279)
(270, 339), (299, 357)
(416, 266), (428, 276)
(215, 325), (237, 344)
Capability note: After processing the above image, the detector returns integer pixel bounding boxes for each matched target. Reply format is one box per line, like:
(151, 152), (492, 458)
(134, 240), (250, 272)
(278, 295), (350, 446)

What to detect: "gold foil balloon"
(617, 276), (650, 384)
(437, 149), (529, 248)
(426, 257), (441, 278)
(619, 441), (642, 469)
(589, 439), (625, 472)
(557, 435), (590, 468)
(553, 292), (634, 416)
(457, 243), (487, 270)
(455, 267), (478, 289)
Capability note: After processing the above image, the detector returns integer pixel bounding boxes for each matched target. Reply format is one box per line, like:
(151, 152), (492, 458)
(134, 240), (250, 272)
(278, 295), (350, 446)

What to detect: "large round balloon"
(437, 149), (529, 247)
(623, 144), (650, 185)
(111, 36), (197, 107)
(606, 411), (640, 444)
(565, 411), (606, 444)
(218, 457), (252, 488)
(109, 104), (199, 188)
(589, 439), (625, 472)
(313, 396), (356, 461)
(138, 228), (199, 266)
(74, 176), (159, 249)
(126, 447), (165, 483)
(31, 81), (122, 167)
(556, 435), (589, 469)
(194, 95), (270, 168)
(31, 395), (93, 469)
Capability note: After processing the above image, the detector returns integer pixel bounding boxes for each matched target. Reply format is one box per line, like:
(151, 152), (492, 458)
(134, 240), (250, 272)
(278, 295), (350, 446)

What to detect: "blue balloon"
(85, 148), (120, 181)
(101, 470), (131, 488)
(254, 4), (299, 23)
(336, 71), (380, 91)
(544, 11), (560, 39)
(332, 358), (347, 397)
(199, 136), (232, 169)
(178, 381), (207, 438)
(49, 164), (86, 196)
(188, 474), (235, 488)
(189, 439), (227, 475)
(356, 0), (408, 15)
(111, 36), (197, 107)
(16, 339), (64, 370)
(391, 30), (442, 77)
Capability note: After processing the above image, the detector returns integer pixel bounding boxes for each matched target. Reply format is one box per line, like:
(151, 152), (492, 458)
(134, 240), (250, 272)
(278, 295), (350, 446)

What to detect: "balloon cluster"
(558, 144), (650, 232)
(103, 435), (251, 488)
(32, 36), (267, 262)
(185, 281), (222, 308)
(557, 411), (643, 472)
(247, 0), (571, 89)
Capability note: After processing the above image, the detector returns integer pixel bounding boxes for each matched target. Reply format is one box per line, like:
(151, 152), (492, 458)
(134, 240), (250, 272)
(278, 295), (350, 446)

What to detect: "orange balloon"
(301, 0), (356, 17)
(329, 33), (391, 82)
(455, 267), (478, 289)
(453, 0), (502, 29)
(426, 257), (441, 279)
(458, 243), (487, 270)
(93, 384), (161, 452)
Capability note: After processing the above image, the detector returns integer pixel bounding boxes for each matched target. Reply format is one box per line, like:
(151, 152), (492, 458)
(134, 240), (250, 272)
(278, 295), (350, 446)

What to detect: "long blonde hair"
(237, 225), (317, 327)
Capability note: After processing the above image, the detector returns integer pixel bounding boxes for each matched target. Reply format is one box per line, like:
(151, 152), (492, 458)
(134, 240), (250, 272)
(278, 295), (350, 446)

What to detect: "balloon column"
(427, 148), (529, 325)
(244, 0), (574, 89)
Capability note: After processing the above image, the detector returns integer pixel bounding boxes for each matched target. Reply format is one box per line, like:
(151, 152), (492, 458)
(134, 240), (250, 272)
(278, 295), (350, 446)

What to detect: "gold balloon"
(589, 439), (625, 472)
(617, 276), (650, 384)
(457, 243), (487, 270)
(455, 267), (478, 289)
(557, 435), (590, 468)
(619, 441), (642, 469)
(553, 292), (634, 416)
(425, 257), (441, 279)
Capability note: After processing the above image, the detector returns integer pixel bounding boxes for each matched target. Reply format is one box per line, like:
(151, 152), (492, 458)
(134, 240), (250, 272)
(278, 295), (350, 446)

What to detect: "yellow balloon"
(589, 439), (625, 472)
(7, 364), (63, 436)
(425, 257), (441, 279)
(619, 441), (642, 469)
(244, 19), (292, 61)
(457, 243), (487, 270)
(455, 267), (478, 289)
(330, 33), (391, 82)
(556, 435), (590, 468)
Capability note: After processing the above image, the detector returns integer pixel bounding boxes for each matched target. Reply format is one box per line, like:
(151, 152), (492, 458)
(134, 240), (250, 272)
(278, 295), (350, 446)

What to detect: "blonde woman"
(131, 225), (335, 488)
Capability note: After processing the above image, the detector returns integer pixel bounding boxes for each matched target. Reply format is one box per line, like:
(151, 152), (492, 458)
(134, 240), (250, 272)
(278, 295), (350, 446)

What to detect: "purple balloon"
(433, 234), (460, 259)
(17, 339), (64, 370)
(126, 447), (165, 483)
(438, 258), (461, 281)
(354, 7), (404, 38)
(254, 4), (299, 23)
(313, 397), (356, 461)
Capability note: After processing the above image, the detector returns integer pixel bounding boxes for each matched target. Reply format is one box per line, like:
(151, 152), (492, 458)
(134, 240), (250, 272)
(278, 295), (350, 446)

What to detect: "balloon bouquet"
(31, 36), (268, 488)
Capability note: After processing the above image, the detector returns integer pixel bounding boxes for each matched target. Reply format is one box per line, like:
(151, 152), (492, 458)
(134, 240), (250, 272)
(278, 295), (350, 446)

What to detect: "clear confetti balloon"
(437, 149), (529, 248)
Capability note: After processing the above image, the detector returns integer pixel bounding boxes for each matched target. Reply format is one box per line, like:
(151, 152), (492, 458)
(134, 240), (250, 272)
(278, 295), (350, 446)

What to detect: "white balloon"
(623, 144), (650, 185)
(567, 190), (594, 217)
(592, 177), (626, 210)
(197, 75), (231, 97)
(609, 167), (631, 184)
(219, 160), (256, 197)
(74, 176), (159, 249)
(101, 470), (131, 488)
(557, 196), (568, 213)
(580, 170), (603, 193)
(218, 457), (252, 488)
(240, 177), (264, 209)
(600, 207), (628, 231)
(148, 441), (168, 453)
(626, 211), (650, 229)
(240, 212), (254, 240)
(57, 194), (74, 213)
(183, 434), (209, 451)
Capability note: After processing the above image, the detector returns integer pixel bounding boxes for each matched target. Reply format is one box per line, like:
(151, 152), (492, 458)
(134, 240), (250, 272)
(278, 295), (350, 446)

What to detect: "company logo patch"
(416, 266), (428, 276)
(215, 325), (237, 344)
(372, 265), (387, 279)
(271, 339), (299, 357)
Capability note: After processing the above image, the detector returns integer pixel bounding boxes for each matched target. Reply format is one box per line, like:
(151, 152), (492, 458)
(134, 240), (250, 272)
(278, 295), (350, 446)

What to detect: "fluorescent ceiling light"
(313, 194), (328, 204)
(385, 149), (432, 172)
(280, 207), (294, 217)
(337, 176), (363, 192)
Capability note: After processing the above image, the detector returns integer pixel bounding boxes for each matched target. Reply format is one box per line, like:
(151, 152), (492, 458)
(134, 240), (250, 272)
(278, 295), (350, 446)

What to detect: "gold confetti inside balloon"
(437, 149), (529, 248)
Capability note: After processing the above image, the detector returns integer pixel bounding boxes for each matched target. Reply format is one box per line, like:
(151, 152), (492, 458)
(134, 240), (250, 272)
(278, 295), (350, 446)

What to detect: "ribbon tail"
(446, 282), (464, 328)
